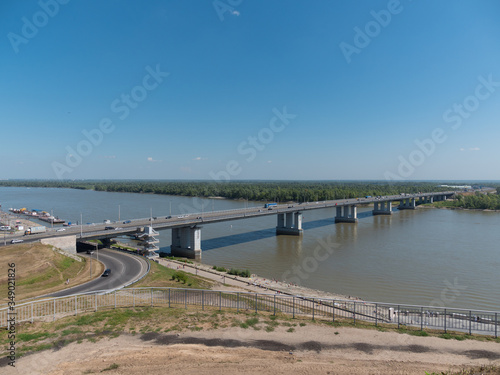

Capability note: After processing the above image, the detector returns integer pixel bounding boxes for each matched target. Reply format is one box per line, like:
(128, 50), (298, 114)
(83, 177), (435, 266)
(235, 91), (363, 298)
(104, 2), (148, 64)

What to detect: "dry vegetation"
(1, 305), (499, 374)
(0, 242), (103, 302)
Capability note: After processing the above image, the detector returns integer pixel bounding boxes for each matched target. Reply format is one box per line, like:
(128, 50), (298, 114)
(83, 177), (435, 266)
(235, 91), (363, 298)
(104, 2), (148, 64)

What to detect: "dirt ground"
(7, 324), (500, 375)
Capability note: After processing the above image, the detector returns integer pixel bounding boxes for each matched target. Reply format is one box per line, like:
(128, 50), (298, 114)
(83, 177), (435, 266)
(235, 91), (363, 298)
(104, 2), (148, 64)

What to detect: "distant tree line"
(0, 180), (457, 202)
(447, 192), (500, 210)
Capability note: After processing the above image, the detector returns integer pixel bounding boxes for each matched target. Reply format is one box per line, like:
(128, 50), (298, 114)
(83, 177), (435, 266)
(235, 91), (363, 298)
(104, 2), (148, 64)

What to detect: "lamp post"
(118, 205), (121, 222)
(80, 213), (83, 238)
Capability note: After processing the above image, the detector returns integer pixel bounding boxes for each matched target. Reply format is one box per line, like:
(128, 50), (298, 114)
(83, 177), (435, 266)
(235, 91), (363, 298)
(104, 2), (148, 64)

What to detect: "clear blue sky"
(1, 0), (499, 181)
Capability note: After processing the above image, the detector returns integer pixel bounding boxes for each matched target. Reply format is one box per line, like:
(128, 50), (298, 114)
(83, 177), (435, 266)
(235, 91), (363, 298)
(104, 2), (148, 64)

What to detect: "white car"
(11, 239), (23, 244)
(56, 228), (66, 232)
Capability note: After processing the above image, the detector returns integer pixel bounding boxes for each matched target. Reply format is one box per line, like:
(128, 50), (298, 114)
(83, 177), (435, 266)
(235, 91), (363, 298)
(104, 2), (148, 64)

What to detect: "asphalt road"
(49, 249), (149, 297)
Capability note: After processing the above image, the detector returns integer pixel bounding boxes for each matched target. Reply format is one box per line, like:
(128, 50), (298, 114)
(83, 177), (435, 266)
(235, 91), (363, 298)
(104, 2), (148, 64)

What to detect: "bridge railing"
(1, 287), (497, 337)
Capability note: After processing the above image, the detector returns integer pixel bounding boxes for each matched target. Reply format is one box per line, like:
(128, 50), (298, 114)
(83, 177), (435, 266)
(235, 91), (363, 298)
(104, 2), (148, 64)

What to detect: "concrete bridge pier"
(276, 212), (303, 235)
(101, 238), (113, 248)
(373, 201), (392, 215)
(398, 198), (416, 210)
(335, 205), (358, 223)
(171, 226), (202, 259)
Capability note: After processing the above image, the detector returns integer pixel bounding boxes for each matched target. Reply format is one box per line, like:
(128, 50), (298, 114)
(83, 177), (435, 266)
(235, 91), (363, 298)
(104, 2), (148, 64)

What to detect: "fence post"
(151, 288), (153, 307)
(219, 291), (222, 311)
(114, 290), (117, 309)
(95, 293), (98, 312)
(255, 293), (258, 314)
(133, 289), (136, 308)
(168, 289), (171, 308)
(185, 289), (187, 310)
(421, 307), (423, 331)
(469, 310), (472, 335)
(353, 302), (356, 326)
(293, 297), (295, 319)
(332, 300), (335, 323)
(32, 302), (34, 323)
(75, 295), (77, 317)
(53, 298), (56, 321)
(312, 298), (315, 321)
(444, 308), (447, 333)
(397, 305), (400, 329)
(273, 295), (276, 316)
(202, 290), (204, 311)
(374, 303), (377, 327)
(495, 313), (498, 338)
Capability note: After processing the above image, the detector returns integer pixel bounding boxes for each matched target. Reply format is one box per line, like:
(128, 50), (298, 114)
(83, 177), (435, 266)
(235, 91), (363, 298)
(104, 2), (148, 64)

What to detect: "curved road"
(49, 249), (149, 297)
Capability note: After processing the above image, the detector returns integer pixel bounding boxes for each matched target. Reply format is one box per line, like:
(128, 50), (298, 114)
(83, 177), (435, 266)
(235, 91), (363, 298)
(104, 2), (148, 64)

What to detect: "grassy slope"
(128, 259), (213, 290)
(0, 242), (103, 302)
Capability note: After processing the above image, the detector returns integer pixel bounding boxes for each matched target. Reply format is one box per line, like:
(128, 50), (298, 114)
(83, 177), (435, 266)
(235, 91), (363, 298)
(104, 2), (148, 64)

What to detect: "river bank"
(157, 257), (361, 301)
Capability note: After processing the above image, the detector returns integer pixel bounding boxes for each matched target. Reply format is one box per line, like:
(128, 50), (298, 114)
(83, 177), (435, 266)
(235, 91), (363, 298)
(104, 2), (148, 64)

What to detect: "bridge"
(21, 191), (454, 259)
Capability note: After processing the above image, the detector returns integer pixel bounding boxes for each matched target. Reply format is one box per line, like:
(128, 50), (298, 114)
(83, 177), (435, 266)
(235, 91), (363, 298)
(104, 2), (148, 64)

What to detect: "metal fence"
(1, 287), (498, 337)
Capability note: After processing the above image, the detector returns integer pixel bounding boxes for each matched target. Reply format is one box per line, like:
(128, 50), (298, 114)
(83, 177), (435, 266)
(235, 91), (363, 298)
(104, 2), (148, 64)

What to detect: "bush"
(171, 271), (188, 284)
(212, 265), (227, 272)
(227, 268), (251, 278)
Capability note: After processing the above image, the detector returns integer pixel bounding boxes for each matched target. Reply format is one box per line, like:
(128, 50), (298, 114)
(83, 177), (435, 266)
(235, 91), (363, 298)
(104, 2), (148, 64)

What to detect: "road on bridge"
(5, 191), (455, 242)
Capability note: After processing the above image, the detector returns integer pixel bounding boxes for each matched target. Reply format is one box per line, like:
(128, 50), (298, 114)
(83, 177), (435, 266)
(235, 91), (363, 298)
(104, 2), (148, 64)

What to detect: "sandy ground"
(6, 324), (500, 375)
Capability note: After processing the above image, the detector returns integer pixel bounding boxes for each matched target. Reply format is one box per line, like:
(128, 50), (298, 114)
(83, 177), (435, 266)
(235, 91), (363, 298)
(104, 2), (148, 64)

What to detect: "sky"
(1, 0), (500, 181)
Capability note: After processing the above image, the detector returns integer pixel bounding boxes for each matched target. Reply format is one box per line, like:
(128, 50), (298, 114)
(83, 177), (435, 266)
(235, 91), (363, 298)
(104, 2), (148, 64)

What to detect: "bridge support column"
(335, 205), (358, 223)
(398, 198), (416, 210)
(373, 201), (392, 215)
(276, 212), (303, 235)
(171, 226), (202, 259)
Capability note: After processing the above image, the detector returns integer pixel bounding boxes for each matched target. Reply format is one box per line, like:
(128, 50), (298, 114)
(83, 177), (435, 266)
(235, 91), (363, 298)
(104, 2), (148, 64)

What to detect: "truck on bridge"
(264, 203), (277, 208)
(25, 226), (47, 235)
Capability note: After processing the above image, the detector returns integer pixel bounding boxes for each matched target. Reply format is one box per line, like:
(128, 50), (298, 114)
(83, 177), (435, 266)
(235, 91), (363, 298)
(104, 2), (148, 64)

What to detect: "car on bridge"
(10, 239), (23, 244)
(104, 226), (115, 230)
(123, 220), (131, 224)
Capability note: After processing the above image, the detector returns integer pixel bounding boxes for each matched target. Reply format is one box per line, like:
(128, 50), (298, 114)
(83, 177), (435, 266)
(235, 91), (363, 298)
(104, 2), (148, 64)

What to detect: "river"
(1, 186), (499, 311)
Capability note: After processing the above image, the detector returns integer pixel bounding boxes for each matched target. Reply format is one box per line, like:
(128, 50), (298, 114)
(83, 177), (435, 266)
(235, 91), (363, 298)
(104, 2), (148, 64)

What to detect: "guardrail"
(1, 287), (497, 337)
